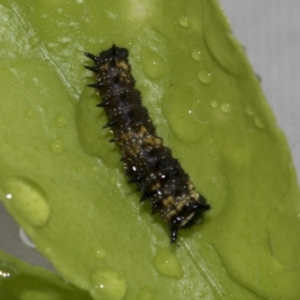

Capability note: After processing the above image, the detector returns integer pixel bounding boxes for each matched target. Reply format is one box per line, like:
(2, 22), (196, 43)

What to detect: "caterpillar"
(84, 45), (210, 243)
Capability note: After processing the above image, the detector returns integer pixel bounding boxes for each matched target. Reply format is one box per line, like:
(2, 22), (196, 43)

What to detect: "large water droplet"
(220, 103), (232, 113)
(90, 268), (127, 300)
(50, 138), (64, 154)
(179, 16), (189, 27)
(191, 47), (202, 61)
(198, 70), (213, 84)
(153, 247), (183, 280)
(162, 89), (209, 144)
(203, 2), (247, 78)
(3, 178), (50, 227)
(141, 48), (167, 80)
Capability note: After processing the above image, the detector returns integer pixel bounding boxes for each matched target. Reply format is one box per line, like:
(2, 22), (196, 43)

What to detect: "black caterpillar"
(84, 45), (210, 243)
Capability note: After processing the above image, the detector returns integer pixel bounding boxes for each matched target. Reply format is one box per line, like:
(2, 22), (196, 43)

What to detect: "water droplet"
(0, 262), (18, 281)
(255, 73), (262, 83)
(2, 177), (50, 227)
(203, 6), (247, 78)
(198, 70), (213, 84)
(90, 268), (127, 300)
(153, 247), (183, 280)
(141, 48), (167, 80)
(119, 0), (154, 24)
(25, 110), (33, 118)
(179, 16), (189, 27)
(211, 100), (218, 108)
(29, 36), (41, 48)
(0, 269), (11, 280)
(245, 106), (255, 116)
(50, 138), (64, 154)
(162, 89), (209, 144)
(191, 47), (202, 61)
(19, 228), (36, 249)
(220, 103), (232, 113)
(254, 117), (264, 129)
(137, 286), (155, 300)
(95, 247), (106, 260)
(21, 290), (62, 300)
(55, 115), (67, 127)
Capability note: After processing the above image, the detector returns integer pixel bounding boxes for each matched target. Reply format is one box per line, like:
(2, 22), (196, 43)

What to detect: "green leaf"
(0, 250), (93, 300)
(1, 0), (300, 299)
